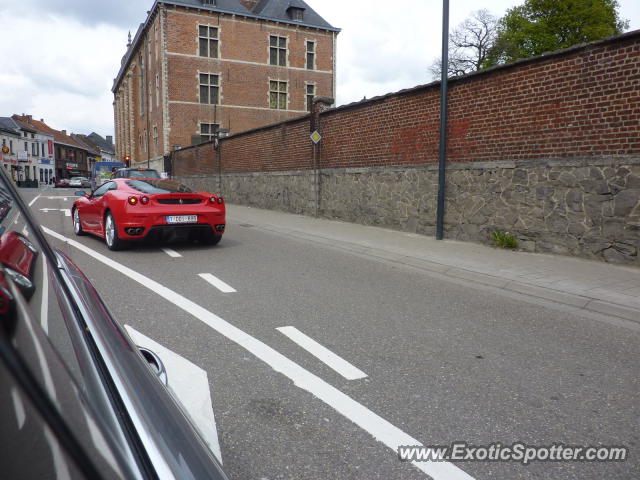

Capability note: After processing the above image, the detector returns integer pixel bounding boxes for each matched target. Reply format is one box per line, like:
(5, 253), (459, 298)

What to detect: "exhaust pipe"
(125, 227), (145, 236)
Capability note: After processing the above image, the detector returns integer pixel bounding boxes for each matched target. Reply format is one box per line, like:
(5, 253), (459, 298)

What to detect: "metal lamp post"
(436, 0), (449, 240)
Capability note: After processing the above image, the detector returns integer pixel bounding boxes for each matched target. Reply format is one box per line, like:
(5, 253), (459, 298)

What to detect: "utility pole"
(436, 0), (449, 240)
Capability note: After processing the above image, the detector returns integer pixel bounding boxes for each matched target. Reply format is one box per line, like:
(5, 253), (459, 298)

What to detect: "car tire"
(104, 212), (126, 251)
(73, 208), (86, 236)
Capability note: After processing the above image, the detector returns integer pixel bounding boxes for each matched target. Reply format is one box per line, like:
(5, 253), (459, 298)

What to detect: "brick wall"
(173, 30), (639, 173)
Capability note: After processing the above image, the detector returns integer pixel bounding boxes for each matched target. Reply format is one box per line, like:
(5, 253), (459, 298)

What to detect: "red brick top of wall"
(173, 30), (640, 174)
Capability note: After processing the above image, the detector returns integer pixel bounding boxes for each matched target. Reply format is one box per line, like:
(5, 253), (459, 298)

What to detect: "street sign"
(310, 130), (322, 144)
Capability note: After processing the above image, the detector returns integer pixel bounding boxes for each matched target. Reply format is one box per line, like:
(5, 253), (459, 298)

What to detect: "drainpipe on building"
(310, 97), (333, 218)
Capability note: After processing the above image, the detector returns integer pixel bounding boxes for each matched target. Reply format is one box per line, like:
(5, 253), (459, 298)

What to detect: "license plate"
(166, 215), (197, 224)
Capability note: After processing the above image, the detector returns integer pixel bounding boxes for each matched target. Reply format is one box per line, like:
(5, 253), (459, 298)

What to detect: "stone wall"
(178, 156), (640, 265)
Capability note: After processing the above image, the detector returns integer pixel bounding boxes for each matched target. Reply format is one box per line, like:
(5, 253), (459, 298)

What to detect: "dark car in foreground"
(0, 168), (228, 479)
(72, 178), (225, 250)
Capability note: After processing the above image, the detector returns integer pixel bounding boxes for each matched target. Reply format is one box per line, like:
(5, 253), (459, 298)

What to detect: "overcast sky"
(0, 0), (638, 138)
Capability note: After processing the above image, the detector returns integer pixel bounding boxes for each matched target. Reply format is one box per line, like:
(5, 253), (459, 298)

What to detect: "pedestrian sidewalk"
(228, 204), (640, 325)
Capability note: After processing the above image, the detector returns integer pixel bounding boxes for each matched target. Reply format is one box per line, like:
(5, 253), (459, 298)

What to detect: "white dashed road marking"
(162, 248), (182, 258)
(198, 273), (237, 293)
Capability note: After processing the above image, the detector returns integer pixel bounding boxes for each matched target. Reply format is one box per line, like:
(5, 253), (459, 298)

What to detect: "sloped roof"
(71, 134), (101, 156)
(0, 117), (22, 137)
(168, 0), (251, 14)
(87, 132), (116, 154)
(13, 115), (88, 150)
(253, 0), (333, 30)
(5, 116), (37, 134)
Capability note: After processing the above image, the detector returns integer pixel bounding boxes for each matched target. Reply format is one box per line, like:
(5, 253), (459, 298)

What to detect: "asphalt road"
(25, 188), (640, 480)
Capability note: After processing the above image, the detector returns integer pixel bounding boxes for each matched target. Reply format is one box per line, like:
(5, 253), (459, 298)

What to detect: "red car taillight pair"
(209, 196), (224, 205)
(128, 196), (150, 205)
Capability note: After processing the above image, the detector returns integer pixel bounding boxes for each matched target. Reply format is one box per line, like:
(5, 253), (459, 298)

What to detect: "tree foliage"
(485, 0), (629, 67)
(429, 9), (498, 80)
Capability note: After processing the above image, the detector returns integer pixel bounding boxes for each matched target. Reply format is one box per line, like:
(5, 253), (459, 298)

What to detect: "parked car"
(55, 178), (70, 188)
(0, 165), (228, 479)
(111, 168), (161, 179)
(69, 176), (91, 188)
(72, 178), (226, 250)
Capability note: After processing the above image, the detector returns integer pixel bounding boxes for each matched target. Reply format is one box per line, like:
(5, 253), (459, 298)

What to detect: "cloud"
(1, 0), (150, 27)
(0, 13), (125, 135)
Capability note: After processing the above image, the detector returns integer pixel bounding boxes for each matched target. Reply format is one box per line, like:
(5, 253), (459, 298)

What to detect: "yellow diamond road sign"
(310, 130), (322, 144)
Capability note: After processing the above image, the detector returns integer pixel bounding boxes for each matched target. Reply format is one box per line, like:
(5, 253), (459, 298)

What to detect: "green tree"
(485, 0), (629, 67)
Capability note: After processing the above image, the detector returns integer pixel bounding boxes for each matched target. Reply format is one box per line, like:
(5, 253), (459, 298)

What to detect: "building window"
(200, 123), (220, 142)
(10, 140), (13, 154)
(269, 36), (287, 66)
(24, 142), (28, 153)
(288, 7), (304, 21)
(199, 26), (219, 58)
(306, 41), (315, 70)
(153, 127), (158, 152)
(306, 84), (315, 112)
(199, 74), (219, 105)
(269, 80), (287, 110)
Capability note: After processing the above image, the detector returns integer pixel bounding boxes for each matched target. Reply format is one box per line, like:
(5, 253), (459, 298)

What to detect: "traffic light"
(124, 155), (131, 167)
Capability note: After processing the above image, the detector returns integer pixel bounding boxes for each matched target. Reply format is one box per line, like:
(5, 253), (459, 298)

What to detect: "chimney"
(40, 119), (44, 122)
(61, 130), (67, 136)
(106, 135), (113, 145)
(26, 115), (32, 123)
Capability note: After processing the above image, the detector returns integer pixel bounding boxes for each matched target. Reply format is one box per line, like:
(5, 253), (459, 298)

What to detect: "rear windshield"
(126, 179), (192, 194)
(122, 170), (160, 178)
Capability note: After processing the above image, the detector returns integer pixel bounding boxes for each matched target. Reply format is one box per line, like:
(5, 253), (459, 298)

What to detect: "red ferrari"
(72, 178), (226, 250)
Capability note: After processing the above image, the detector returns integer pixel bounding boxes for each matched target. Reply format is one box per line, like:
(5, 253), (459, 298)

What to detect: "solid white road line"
(124, 326), (223, 464)
(198, 273), (237, 293)
(42, 227), (474, 480)
(277, 326), (368, 380)
(162, 248), (182, 258)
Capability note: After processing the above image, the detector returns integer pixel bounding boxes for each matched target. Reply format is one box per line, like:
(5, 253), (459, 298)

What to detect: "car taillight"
(141, 196), (149, 205)
(217, 196), (224, 204)
(128, 196), (138, 205)
(210, 195), (224, 204)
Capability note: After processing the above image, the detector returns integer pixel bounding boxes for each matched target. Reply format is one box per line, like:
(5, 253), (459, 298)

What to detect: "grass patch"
(491, 230), (518, 249)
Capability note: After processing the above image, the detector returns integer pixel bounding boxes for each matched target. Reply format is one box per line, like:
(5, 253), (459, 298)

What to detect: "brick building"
(112, 0), (339, 169)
